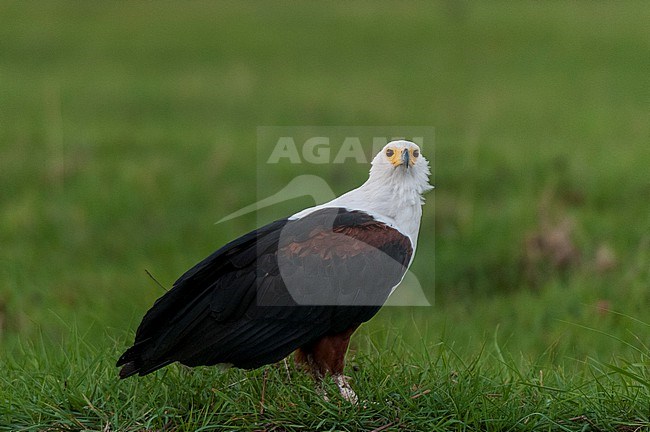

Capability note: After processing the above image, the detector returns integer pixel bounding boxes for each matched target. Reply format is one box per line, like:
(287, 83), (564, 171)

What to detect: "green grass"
(1, 1), (649, 430)
(3, 321), (650, 431)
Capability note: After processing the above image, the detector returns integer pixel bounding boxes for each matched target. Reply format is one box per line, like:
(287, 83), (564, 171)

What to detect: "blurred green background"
(1, 1), (649, 363)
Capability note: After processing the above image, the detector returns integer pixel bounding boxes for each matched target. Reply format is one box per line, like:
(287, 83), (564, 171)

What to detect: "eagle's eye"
(386, 149), (394, 157)
(413, 149), (419, 158)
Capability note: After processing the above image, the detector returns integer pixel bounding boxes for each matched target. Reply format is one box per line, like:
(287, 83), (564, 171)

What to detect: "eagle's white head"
(368, 140), (433, 197)
(292, 140), (432, 245)
(317, 140), (434, 244)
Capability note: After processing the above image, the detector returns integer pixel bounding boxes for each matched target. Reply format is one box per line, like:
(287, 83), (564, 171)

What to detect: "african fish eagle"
(117, 140), (432, 403)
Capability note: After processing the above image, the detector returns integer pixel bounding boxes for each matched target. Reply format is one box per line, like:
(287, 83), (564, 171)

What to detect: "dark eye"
(413, 149), (419, 157)
(386, 149), (394, 157)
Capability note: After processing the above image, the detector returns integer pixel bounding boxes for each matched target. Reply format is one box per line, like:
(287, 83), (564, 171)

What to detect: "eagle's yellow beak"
(401, 149), (410, 167)
(388, 148), (416, 168)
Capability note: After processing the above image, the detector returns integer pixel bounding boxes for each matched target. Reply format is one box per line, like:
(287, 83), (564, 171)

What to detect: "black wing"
(117, 208), (413, 377)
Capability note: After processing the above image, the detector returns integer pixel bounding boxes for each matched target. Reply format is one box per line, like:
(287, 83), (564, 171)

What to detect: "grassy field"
(1, 1), (649, 430)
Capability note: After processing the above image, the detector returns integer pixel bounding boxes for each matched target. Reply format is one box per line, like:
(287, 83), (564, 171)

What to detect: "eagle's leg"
(312, 366), (331, 402)
(295, 350), (330, 401)
(295, 326), (359, 404)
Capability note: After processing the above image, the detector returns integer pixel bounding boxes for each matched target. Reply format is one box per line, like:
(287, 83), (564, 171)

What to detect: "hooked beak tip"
(401, 150), (410, 167)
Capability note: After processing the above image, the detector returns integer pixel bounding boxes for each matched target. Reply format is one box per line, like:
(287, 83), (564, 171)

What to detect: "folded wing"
(117, 208), (413, 378)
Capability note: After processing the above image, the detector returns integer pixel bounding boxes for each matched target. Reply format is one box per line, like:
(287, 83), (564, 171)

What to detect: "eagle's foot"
(315, 380), (330, 402)
(333, 374), (358, 405)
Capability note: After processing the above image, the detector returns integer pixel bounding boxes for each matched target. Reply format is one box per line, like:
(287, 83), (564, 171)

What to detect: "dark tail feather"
(117, 343), (173, 379)
(117, 344), (143, 379)
(119, 361), (139, 379)
(118, 359), (173, 379)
